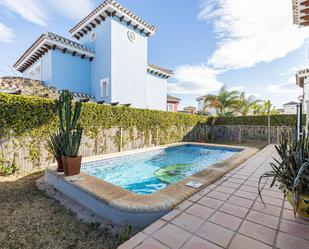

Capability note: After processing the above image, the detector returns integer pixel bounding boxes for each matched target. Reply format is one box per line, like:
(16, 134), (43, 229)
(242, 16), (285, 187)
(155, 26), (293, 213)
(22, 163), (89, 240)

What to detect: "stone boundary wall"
(206, 125), (295, 144)
(1, 125), (207, 173)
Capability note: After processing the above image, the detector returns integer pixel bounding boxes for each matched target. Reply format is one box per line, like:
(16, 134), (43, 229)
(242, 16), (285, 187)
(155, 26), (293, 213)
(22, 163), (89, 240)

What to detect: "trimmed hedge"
(0, 93), (207, 138)
(212, 114), (305, 127)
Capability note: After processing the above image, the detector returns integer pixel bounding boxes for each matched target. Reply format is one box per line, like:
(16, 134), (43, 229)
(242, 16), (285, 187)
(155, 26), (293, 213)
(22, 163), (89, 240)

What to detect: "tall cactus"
(56, 90), (83, 157)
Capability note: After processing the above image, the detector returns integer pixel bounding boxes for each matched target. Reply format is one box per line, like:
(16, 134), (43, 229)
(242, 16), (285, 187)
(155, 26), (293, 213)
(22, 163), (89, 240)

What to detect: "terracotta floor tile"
(251, 201), (281, 217)
(188, 192), (204, 202)
(257, 195), (283, 207)
(233, 189), (257, 200)
(239, 220), (276, 245)
(228, 177), (246, 184)
(276, 232), (309, 249)
(219, 202), (248, 218)
(244, 180), (259, 187)
(196, 222), (234, 248)
(221, 181), (241, 189)
(186, 203), (215, 219)
(229, 234), (272, 249)
(280, 219), (309, 240)
(260, 189), (284, 200)
(215, 185), (236, 194)
(282, 209), (309, 226)
(181, 236), (222, 249)
(283, 200), (293, 210)
(239, 185), (259, 194)
(171, 212), (204, 232)
(143, 220), (167, 235)
(206, 190), (230, 201)
(227, 195), (254, 208)
(161, 209), (181, 222)
(197, 196), (223, 209)
(209, 211), (242, 230)
(118, 232), (148, 249)
(176, 200), (193, 211)
(152, 224), (191, 249)
(135, 238), (169, 249)
(246, 210), (279, 229)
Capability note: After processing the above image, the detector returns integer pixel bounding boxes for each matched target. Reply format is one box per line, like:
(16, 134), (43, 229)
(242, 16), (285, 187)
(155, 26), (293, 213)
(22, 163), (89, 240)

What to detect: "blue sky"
(0, 0), (309, 110)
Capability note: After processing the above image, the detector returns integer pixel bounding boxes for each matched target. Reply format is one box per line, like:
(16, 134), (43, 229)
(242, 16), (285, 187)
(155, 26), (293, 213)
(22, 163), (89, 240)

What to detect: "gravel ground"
(0, 171), (133, 249)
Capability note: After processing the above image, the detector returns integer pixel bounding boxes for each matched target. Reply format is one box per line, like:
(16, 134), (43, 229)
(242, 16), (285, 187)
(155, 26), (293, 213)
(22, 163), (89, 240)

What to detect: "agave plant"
(47, 130), (63, 160)
(258, 133), (309, 215)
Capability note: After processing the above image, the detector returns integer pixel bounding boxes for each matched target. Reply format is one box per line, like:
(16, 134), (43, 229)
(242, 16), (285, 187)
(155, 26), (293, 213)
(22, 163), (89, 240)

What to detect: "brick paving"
(118, 145), (309, 249)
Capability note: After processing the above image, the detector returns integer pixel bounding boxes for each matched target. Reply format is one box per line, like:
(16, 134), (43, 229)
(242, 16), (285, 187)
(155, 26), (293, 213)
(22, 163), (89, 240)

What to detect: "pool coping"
(46, 142), (258, 212)
(45, 142), (258, 226)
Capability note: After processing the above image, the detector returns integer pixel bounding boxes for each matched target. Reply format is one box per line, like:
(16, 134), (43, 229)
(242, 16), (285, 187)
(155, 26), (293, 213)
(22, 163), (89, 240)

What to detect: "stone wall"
(0, 125), (206, 173)
(206, 125), (295, 144)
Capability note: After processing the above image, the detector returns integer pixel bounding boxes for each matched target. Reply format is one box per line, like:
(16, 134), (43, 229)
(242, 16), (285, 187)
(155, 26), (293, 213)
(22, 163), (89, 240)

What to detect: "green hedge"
(212, 114), (305, 127)
(0, 93), (207, 138)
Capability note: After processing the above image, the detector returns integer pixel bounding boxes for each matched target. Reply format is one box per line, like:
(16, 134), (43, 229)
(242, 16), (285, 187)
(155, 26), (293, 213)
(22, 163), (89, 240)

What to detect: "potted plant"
(57, 90), (83, 176)
(259, 134), (309, 218)
(47, 130), (64, 172)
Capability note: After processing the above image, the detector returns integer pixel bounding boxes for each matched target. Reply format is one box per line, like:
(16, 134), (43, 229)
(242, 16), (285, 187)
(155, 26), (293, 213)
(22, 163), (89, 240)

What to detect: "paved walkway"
(119, 145), (309, 249)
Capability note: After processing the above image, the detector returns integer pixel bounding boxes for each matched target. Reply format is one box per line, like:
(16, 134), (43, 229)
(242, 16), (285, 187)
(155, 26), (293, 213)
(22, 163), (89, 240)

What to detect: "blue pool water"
(82, 144), (240, 195)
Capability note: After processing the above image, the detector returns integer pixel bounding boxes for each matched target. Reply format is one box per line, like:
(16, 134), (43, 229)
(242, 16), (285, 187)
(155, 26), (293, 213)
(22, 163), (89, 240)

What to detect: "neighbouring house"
(292, 0), (309, 27)
(196, 95), (216, 115)
(282, 101), (298, 114)
(183, 106), (196, 114)
(295, 68), (308, 125)
(166, 95), (180, 112)
(13, 0), (173, 111)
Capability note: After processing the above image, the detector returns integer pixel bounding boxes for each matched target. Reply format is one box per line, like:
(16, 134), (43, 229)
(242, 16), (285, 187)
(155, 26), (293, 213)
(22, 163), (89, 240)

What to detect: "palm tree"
(237, 92), (261, 116)
(252, 102), (263, 115)
(203, 86), (239, 117)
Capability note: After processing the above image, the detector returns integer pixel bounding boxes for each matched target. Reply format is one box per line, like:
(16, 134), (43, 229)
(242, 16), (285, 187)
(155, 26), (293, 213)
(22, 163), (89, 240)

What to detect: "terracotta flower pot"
(287, 190), (309, 219)
(62, 155), (82, 176)
(56, 158), (64, 172)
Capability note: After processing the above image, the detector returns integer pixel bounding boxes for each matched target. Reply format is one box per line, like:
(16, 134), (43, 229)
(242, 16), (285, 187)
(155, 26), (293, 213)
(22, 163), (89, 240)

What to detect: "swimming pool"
(82, 144), (240, 194)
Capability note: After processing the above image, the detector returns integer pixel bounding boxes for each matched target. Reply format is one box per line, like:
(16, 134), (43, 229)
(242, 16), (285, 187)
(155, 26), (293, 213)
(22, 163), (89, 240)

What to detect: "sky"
(0, 0), (309, 110)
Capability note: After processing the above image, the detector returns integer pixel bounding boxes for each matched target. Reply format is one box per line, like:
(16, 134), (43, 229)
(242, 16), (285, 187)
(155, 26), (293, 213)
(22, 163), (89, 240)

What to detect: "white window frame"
(167, 103), (174, 112)
(100, 78), (109, 98)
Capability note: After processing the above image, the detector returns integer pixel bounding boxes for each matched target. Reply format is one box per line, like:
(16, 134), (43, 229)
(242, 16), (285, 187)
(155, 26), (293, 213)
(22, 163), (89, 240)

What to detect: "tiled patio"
(118, 145), (309, 249)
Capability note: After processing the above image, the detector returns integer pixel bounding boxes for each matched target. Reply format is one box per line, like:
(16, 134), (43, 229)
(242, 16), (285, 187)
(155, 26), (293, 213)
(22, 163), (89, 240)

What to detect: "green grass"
(0, 172), (124, 249)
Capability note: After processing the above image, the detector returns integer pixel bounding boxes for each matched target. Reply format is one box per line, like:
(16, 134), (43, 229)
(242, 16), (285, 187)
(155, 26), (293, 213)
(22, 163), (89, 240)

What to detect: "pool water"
(82, 144), (240, 195)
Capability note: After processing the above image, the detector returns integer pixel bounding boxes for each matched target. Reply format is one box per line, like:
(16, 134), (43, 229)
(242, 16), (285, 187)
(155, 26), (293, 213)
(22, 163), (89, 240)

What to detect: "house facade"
(166, 95), (180, 112)
(13, 0), (173, 111)
(196, 95), (216, 115)
(282, 101), (298, 114)
(183, 106), (196, 114)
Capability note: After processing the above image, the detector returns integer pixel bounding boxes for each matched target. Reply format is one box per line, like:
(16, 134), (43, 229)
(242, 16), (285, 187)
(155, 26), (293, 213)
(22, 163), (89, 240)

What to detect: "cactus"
(47, 130), (63, 160)
(56, 90), (83, 158)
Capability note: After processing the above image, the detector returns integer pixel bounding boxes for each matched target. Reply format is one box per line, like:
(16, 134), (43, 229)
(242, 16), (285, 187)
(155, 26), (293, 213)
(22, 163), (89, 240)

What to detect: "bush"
(211, 115), (305, 127)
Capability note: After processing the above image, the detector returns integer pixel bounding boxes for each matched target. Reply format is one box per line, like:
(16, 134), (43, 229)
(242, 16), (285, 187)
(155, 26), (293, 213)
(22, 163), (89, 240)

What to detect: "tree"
(252, 102), (263, 115)
(237, 92), (261, 116)
(203, 86), (239, 117)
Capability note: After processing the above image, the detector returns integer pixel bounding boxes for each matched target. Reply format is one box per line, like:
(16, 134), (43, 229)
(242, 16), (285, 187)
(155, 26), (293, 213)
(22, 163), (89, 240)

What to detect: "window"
(100, 78), (109, 98)
(167, 103), (173, 112)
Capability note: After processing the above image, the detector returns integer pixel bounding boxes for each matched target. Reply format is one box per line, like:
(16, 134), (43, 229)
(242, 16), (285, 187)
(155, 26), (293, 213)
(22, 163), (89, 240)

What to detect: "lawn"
(0, 171), (127, 249)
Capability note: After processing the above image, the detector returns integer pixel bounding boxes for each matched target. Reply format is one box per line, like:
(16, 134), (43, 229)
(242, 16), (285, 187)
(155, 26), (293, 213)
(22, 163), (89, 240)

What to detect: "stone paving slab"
(118, 145), (309, 249)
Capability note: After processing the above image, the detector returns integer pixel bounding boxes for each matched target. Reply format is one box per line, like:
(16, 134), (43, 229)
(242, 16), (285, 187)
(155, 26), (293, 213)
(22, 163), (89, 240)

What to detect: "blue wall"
(79, 18), (112, 101)
(51, 49), (91, 94)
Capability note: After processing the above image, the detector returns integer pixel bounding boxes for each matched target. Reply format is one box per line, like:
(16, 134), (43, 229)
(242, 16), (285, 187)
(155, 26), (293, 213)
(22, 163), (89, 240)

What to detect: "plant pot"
(62, 155), (82, 176)
(56, 158), (64, 172)
(287, 190), (309, 219)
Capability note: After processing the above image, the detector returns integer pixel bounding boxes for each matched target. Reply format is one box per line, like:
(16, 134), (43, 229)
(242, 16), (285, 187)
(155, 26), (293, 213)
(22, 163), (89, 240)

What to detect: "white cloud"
(0, 22), (15, 43)
(49, 0), (95, 20)
(228, 86), (245, 92)
(0, 0), (48, 27)
(168, 65), (223, 94)
(199, 0), (309, 70)
(267, 82), (302, 94)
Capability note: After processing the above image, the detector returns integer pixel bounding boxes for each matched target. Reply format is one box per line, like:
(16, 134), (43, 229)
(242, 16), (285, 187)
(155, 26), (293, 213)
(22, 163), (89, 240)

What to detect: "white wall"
(146, 73), (167, 110)
(283, 105), (297, 114)
(110, 19), (148, 108)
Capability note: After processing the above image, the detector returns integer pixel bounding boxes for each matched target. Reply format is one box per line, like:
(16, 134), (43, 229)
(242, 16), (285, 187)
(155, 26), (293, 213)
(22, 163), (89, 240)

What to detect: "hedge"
(0, 93), (207, 138)
(212, 114), (305, 127)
